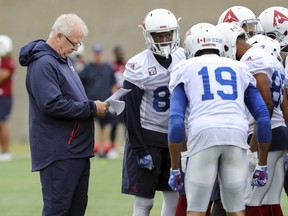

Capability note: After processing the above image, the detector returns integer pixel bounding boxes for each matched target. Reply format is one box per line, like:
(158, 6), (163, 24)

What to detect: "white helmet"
(0, 35), (13, 57)
(218, 6), (263, 38)
(216, 22), (245, 60)
(247, 34), (282, 62)
(259, 6), (288, 50)
(183, 23), (223, 59)
(140, 8), (180, 58)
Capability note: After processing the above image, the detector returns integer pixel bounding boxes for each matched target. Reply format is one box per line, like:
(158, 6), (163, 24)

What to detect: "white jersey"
(124, 48), (185, 133)
(170, 54), (254, 155)
(241, 47), (286, 129)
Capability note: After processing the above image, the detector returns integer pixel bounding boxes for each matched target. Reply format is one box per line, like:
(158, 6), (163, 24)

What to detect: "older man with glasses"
(19, 13), (109, 216)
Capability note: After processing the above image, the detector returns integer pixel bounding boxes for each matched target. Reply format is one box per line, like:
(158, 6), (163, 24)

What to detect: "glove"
(251, 165), (268, 187)
(284, 153), (288, 173)
(168, 169), (184, 191)
(247, 149), (258, 172)
(137, 154), (154, 170)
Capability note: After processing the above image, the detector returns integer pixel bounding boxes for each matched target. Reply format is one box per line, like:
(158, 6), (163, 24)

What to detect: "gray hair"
(49, 13), (88, 38)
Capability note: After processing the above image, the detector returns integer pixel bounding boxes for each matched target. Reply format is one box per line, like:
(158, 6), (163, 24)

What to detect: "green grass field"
(0, 143), (163, 216)
(0, 143), (287, 216)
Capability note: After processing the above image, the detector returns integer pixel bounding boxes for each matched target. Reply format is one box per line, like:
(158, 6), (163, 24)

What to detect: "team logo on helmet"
(222, 9), (239, 23)
(273, 9), (288, 27)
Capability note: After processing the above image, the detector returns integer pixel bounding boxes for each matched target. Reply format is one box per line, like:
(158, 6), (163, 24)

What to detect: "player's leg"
(161, 191), (178, 216)
(210, 178), (226, 216)
(219, 146), (247, 216)
(245, 150), (280, 215)
(185, 146), (219, 216)
(158, 148), (178, 216)
(152, 148), (179, 216)
(284, 153), (288, 197)
(175, 151), (188, 216)
(175, 194), (187, 216)
(133, 196), (154, 216)
(261, 150), (286, 216)
(122, 143), (160, 215)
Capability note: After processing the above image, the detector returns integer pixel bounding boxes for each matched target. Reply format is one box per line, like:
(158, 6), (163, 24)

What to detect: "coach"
(19, 13), (109, 216)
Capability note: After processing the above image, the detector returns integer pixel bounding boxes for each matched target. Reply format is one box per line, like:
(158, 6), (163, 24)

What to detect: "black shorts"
(0, 97), (12, 121)
(121, 139), (172, 198)
(270, 126), (288, 151)
(96, 111), (118, 128)
(248, 126), (288, 151)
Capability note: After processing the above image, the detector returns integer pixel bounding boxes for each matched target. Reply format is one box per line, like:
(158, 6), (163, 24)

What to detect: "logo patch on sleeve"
(148, 66), (157, 76)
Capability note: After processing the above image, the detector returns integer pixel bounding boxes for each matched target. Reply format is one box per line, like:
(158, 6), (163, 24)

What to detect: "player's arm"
(122, 80), (149, 157)
(253, 73), (274, 117)
(168, 83), (188, 169)
(244, 83), (271, 166)
(168, 83), (187, 191)
(249, 73), (273, 152)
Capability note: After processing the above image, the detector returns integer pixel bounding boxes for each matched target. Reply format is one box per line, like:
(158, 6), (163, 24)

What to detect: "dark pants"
(40, 158), (90, 216)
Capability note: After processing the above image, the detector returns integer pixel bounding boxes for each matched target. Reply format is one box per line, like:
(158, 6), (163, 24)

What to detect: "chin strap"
(160, 45), (171, 58)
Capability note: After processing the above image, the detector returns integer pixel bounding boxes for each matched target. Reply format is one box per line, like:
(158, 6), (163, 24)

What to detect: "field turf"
(0, 143), (287, 216)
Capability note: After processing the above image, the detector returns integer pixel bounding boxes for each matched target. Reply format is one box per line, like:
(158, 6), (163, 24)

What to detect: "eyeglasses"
(63, 34), (81, 48)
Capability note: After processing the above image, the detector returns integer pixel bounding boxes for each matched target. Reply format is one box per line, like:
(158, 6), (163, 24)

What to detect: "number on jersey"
(198, 66), (238, 101)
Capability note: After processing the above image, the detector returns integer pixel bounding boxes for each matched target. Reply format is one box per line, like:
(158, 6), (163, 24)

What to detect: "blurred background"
(1, 0), (287, 143)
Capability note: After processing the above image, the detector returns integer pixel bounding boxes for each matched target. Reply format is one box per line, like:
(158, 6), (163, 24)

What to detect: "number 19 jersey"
(170, 54), (255, 143)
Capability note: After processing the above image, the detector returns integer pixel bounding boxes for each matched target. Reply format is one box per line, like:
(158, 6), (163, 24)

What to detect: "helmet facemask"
(241, 19), (264, 38)
(145, 28), (180, 58)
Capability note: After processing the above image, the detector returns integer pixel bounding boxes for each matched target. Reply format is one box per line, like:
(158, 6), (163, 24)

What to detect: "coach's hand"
(95, 100), (109, 118)
(137, 154), (154, 170)
(251, 165), (268, 187)
(168, 169), (183, 191)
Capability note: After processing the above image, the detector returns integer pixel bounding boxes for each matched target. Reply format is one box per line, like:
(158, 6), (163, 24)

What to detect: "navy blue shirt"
(79, 62), (116, 101)
(19, 40), (96, 171)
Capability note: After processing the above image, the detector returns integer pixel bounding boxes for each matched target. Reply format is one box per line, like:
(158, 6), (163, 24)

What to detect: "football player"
(168, 22), (271, 216)
(247, 34), (288, 216)
(259, 6), (288, 215)
(217, 22), (288, 216)
(218, 5), (263, 38)
(121, 8), (185, 216)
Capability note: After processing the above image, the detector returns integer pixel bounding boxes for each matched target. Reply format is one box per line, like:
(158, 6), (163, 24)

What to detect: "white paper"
(107, 100), (126, 115)
(105, 88), (131, 115)
(106, 88), (131, 101)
